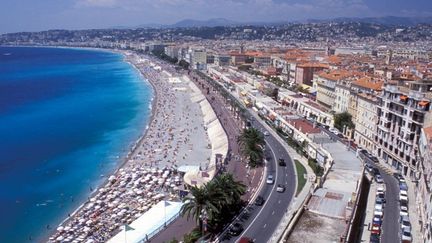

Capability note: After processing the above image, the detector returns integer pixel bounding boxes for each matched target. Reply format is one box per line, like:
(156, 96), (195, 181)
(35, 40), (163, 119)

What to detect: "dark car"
(255, 196), (265, 206)
(370, 233), (380, 243)
(373, 168), (381, 176)
(371, 156), (379, 163)
(394, 173), (404, 181)
(228, 223), (243, 236)
(278, 158), (286, 166)
(376, 197), (386, 205)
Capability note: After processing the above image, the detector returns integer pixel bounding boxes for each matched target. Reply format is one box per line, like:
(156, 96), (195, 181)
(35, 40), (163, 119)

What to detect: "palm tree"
(237, 128), (265, 167)
(181, 186), (219, 224)
(213, 173), (246, 204)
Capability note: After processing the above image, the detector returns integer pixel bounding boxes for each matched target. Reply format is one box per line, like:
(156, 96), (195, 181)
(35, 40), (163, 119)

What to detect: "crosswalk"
(375, 163), (394, 175)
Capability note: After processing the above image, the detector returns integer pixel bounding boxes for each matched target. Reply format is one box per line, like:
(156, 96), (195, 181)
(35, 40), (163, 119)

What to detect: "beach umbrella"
(56, 236), (64, 241)
(56, 226), (64, 232)
(85, 220), (93, 225)
(90, 198), (96, 202)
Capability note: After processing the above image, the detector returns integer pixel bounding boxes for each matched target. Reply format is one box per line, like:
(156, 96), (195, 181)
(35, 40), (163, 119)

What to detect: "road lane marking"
(236, 139), (279, 240)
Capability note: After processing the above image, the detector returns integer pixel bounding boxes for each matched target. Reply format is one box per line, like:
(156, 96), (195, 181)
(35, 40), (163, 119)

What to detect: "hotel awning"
(240, 91), (247, 96)
(400, 95), (408, 100)
(268, 114), (276, 121)
(244, 99), (250, 105)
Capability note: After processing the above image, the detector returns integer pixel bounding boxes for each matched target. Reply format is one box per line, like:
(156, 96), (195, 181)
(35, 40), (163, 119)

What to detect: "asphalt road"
(220, 113), (296, 242)
(362, 154), (400, 243)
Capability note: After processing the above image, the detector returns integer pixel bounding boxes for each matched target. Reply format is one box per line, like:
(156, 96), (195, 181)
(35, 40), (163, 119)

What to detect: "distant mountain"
(307, 16), (432, 26)
(170, 18), (239, 28)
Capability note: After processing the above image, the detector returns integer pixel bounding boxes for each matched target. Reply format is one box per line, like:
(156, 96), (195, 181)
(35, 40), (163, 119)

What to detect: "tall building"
(376, 80), (432, 176)
(417, 126), (432, 242)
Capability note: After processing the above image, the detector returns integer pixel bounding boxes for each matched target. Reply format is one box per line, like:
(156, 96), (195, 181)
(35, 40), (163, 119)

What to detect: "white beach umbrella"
(56, 236), (64, 241)
(56, 226), (64, 232)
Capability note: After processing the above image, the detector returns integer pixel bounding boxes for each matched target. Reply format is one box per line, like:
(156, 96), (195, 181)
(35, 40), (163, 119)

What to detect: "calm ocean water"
(0, 47), (152, 242)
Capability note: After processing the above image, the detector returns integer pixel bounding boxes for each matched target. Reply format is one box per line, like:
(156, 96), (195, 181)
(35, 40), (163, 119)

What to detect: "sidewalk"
(360, 176), (377, 242)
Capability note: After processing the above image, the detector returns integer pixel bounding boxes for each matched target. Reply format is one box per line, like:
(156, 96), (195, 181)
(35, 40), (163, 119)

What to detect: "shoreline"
(44, 49), (159, 240)
(46, 48), (215, 242)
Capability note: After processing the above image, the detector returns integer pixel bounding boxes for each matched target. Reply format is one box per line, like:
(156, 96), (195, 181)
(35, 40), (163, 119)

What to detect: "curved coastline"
(46, 49), (221, 242)
(41, 49), (159, 241)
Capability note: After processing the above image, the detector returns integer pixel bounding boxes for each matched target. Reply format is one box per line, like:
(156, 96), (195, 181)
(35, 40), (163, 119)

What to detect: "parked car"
(255, 195), (265, 206)
(400, 182), (408, 191)
(374, 210), (383, 218)
(401, 227), (412, 242)
(371, 224), (381, 235)
(365, 164), (374, 173)
(400, 200), (408, 210)
(377, 186), (385, 193)
(400, 207), (409, 217)
(394, 173), (404, 180)
(376, 197), (386, 205)
(278, 158), (286, 166)
(329, 127), (340, 135)
(370, 233), (380, 243)
(228, 223), (244, 236)
(375, 174), (384, 183)
(373, 168), (381, 176)
(373, 216), (382, 226)
(266, 174), (274, 184)
(376, 192), (385, 203)
(375, 203), (383, 212)
(370, 156), (379, 163)
(400, 215), (411, 231)
(276, 184), (286, 193)
(263, 131), (269, 136)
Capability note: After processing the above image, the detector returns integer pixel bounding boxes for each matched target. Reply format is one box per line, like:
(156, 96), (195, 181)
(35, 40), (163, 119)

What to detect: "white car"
(266, 175), (274, 184)
(329, 127), (340, 135)
(377, 186), (385, 193)
(374, 204), (383, 211)
(400, 207), (409, 217)
(400, 195), (409, 202)
(401, 227), (412, 242)
(263, 131), (269, 136)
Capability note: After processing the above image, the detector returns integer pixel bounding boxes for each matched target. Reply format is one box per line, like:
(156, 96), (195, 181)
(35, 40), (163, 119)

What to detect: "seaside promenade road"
(219, 113), (296, 243)
(149, 68), (263, 242)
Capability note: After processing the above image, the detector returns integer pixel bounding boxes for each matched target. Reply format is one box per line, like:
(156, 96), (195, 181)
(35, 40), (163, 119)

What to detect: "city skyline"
(1, 0), (432, 34)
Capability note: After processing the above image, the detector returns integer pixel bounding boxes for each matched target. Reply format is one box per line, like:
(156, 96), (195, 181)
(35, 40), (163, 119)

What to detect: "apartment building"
(314, 70), (356, 110)
(295, 63), (328, 86)
(417, 126), (432, 242)
(376, 80), (432, 176)
(354, 93), (379, 154)
(334, 81), (351, 113)
(190, 48), (207, 70)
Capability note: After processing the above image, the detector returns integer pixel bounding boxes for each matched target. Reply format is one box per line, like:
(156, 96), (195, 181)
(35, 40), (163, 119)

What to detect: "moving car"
(263, 131), (269, 136)
(238, 237), (254, 243)
(278, 158), (286, 166)
(228, 223), (244, 236)
(255, 195), (265, 206)
(266, 174), (274, 184)
(276, 184), (286, 193)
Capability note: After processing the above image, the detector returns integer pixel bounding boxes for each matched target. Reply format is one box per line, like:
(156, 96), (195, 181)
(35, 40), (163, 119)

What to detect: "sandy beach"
(47, 50), (217, 242)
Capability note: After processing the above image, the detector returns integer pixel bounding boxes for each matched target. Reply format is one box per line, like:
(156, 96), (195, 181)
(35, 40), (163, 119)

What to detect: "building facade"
(376, 80), (432, 176)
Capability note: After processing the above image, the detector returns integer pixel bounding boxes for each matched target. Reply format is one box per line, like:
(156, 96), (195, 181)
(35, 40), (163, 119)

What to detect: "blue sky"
(0, 0), (431, 33)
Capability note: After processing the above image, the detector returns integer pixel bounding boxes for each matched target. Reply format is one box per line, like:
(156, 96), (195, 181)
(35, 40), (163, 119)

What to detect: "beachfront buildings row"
(160, 42), (432, 241)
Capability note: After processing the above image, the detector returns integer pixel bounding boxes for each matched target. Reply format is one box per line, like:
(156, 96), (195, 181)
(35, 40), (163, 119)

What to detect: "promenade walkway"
(149, 69), (264, 242)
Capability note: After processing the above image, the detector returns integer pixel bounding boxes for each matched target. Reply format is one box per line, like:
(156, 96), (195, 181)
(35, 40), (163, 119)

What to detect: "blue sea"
(0, 47), (152, 242)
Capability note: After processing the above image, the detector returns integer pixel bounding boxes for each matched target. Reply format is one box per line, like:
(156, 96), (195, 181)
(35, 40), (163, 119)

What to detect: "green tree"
(181, 185), (220, 224)
(333, 112), (355, 132)
(237, 128), (265, 167)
